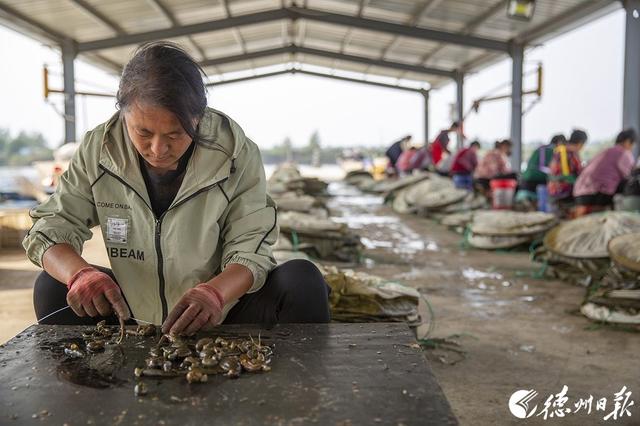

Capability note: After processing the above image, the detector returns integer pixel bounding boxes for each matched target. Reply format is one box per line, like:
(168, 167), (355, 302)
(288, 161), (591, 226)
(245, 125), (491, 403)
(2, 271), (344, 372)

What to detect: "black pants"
(575, 181), (626, 207)
(575, 193), (614, 207)
(33, 259), (331, 326)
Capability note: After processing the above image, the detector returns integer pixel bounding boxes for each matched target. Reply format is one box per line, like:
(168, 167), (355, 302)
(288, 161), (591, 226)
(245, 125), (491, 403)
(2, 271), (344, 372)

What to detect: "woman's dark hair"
(550, 134), (566, 146)
(470, 141), (481, 148)
(116, 41), (207, 139)
(568, 129), (588, 145)
(615, 128), (637, 145)
(494, 139), (512, 149)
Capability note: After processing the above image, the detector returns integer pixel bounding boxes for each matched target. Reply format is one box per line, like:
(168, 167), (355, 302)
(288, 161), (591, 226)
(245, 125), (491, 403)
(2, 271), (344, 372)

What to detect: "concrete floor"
(1, 182), (638, 425)
(326, 183), (638, 426)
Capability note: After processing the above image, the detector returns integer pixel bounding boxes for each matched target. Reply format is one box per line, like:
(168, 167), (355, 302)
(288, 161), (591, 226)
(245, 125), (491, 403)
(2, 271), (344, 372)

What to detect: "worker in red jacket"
(450, 141), (480, 190)
(431, 121), (461, 165)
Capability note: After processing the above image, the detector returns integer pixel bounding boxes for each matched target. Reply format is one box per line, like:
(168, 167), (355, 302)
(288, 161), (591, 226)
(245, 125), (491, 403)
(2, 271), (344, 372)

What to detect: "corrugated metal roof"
(0, 0), (621, 90)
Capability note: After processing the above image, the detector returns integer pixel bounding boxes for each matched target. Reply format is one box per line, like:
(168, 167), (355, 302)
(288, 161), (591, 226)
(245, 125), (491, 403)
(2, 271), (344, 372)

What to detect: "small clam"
(239, 354), (265, 372)
(137, 324), (156, 337)
(134, 367), (143, 377)
(220, 356), (241, 378)
(145, 357), (164, 369)
(238, 340), (253, 353)
(167, 346), (192, 361)
(225, 368), (240, 379)
(169, 335), (186, 348)
(134, 382), (148, 396)
(195, 338), (213, 352)
(186, 368), (208, 384)
(86, 340), (105, 353)
(174, 346), (192, 358)
(180, 357), (199, 369)
(199, 348), (216, 359)
(201, 356), (218, 368)
(202, 342), (217, 352)
(157, 334), (171, 347)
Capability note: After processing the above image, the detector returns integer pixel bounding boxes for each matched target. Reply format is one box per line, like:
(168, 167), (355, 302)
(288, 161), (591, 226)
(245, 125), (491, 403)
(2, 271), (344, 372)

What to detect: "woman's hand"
(161, 284), (224, 336)
(66, 266), (131, 319)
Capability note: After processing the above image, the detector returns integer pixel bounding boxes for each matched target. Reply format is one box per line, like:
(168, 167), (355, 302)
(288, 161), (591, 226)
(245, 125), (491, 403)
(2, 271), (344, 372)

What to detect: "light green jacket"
(23, 108), (278, 324)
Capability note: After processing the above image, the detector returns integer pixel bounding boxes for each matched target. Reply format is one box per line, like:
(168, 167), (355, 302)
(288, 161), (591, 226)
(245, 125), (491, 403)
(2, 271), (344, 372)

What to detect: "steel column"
(62, 39), (77, 143)
(510, 42), (524, 172)
(421, 90), (430, 143)
(623, 0), (640, 157)
(455, 72), (464, 150)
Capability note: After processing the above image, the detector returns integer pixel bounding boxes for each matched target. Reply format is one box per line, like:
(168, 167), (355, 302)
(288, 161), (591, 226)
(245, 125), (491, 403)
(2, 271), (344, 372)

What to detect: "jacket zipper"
(98, 164), (228, 322)
(154, 217), (167, 321)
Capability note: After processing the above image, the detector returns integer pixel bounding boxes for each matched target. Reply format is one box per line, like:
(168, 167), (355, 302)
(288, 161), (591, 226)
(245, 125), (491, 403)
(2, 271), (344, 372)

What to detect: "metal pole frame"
(206, 68), (425, 94)
(623, 0), (640, 157)
(199, 45), (455, 79)
(510, 42), (524, 172)
(75, 7), (510, 53)
(455, 72), (464, 150)
(421, 89), (430, 143)
(62, 39), (77, 144)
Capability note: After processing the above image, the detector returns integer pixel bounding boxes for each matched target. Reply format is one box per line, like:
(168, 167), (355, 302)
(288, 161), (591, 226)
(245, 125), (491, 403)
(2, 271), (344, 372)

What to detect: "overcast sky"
(0, 7), (627, 149)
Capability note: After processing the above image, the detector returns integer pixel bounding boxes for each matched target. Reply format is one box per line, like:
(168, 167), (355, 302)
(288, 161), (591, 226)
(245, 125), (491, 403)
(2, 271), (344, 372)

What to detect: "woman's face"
(124, 102), (195, 171)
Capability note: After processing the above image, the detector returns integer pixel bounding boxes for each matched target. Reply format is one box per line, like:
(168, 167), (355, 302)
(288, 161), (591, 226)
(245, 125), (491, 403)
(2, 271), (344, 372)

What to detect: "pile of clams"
(134, 334), (273, 387)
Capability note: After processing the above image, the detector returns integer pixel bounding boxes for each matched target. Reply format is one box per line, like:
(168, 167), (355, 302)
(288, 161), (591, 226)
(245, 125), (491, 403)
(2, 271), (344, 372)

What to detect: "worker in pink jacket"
(573, 128), (637, 213)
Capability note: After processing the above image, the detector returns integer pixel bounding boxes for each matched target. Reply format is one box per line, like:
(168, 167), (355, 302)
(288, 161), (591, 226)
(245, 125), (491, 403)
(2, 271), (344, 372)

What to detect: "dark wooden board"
(0, 323), (457, 425)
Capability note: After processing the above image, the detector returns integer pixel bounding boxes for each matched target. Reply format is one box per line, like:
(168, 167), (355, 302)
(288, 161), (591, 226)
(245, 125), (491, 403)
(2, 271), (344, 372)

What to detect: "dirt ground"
(0, 181), (638, 425)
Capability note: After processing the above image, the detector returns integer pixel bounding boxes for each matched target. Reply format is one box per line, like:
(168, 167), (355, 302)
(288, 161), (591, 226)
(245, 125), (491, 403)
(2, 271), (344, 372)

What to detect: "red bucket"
(490, 178), (517, 210)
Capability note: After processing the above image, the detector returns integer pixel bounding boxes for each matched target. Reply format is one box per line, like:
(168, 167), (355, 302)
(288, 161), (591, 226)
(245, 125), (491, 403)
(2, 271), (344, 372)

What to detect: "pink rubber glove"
(161, 284), (224, 336)
(66, 266), (131, 320)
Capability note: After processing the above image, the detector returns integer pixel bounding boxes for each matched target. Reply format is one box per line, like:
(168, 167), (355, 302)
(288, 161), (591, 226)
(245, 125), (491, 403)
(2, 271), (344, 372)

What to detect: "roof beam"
(378, 0), (444, 60)
(290, 6), (509, 52)
(338, 0), (370, 54)
(296, 45), (454, 78)
(206, 68), (425, 93)
(145, 0), (210, 66)
(0, 2), (65, 43)
(207, 69), (291, 87)
(417, 0), (504, 67)
(516, 0), (619, 44)
(0, 3), (122, 76)
(461, 0), (619, 73)
(199, 45), (455, 78)
(77, 6), (509, 53)
(77, 8), (292, 52)
(294, 69), (426, 93)
(69, 0), (125, 35)
(222, 0), (249, 54)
